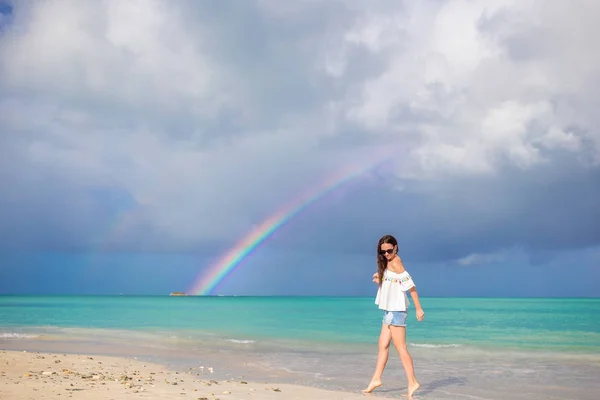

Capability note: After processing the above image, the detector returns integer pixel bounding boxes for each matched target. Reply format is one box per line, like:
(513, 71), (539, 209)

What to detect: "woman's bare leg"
(389, 325), (420, 397)
(362, 323), (392, 393)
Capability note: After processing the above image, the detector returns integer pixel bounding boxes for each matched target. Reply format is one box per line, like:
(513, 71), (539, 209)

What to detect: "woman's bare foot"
(362, 380), (383, 393)
(407, 381), (420, 397)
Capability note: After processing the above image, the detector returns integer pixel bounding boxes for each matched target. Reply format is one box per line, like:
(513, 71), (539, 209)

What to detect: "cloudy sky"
(0, 0), (598, 296)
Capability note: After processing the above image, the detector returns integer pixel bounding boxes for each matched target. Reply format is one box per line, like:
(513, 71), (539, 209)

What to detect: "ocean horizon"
(2, 294), (599, 298)
(2, 295), (599, 399)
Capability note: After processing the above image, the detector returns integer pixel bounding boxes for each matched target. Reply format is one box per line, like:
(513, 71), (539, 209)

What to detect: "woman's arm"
(372, 272), (379, 284)
(409, 287), (425, 321)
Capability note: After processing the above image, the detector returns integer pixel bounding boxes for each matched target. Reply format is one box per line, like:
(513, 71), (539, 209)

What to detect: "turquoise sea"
(2, 296), (600, 399)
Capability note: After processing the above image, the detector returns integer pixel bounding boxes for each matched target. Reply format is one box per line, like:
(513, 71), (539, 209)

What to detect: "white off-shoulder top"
(375, 269), (416, 312)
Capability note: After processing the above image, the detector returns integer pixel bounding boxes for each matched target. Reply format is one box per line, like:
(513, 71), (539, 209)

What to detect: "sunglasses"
(379, 249), (394, 255)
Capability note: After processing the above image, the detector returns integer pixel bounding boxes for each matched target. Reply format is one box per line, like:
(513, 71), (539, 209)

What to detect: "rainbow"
(186, 155), (393, 296)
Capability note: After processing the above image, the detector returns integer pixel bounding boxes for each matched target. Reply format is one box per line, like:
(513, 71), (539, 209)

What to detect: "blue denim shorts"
(382, 310), (407, 327)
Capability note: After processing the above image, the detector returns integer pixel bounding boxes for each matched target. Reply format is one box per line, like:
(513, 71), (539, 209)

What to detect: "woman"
(362, 234), (425, 398)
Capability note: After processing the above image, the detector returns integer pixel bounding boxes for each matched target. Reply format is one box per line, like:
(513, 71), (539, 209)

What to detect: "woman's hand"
(416, 308), (425, 322)
(372, 272), (380, 284)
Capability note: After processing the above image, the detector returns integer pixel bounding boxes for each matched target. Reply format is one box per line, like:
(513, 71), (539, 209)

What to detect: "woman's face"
(379, 243), (396, 261)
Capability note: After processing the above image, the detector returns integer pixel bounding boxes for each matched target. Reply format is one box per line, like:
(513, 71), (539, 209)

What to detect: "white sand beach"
(0, 350), (388, 400)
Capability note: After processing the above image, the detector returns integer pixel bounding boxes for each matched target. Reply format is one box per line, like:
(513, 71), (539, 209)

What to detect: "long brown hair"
(376, 234), (398, 286)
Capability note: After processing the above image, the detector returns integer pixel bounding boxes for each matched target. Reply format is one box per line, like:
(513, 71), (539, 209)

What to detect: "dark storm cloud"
(265, 157), (600, 265)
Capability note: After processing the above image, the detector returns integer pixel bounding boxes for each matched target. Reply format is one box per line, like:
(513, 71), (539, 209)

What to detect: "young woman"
(362, 234), (425, 398)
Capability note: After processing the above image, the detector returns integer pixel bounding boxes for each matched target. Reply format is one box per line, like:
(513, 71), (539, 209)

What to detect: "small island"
(169, 292), (187, 296)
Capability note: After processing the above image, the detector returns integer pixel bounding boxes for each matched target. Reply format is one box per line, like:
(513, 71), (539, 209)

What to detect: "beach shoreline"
(3, 339), (600, 400)
(0, 349), (388, 400)
(3, 335), (600, 400)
